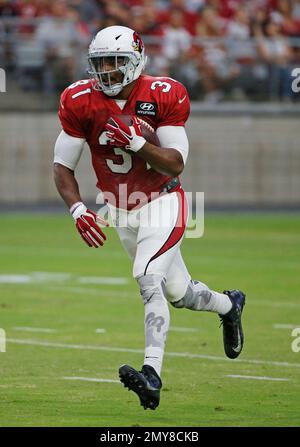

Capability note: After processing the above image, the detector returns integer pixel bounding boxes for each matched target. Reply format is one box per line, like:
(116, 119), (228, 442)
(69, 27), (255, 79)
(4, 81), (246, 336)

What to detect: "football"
(108, 114), (160, 146)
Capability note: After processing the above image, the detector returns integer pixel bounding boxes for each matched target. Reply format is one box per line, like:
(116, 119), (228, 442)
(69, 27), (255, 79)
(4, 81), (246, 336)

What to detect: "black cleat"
(219, 289), (246, 359)
(119, 364), (162, 410)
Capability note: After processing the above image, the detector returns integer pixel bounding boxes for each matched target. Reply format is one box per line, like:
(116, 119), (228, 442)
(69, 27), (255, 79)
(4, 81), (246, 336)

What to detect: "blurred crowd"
(1, 0), (300, 101)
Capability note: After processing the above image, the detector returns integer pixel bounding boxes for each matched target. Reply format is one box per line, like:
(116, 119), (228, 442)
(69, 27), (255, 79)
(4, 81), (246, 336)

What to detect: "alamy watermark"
(291, 68), (300, 93)
(95, 186), (204, 239)
(0, 328), (6, 352)
(291, 327), (300, 353)
(0, 68), (6, 93)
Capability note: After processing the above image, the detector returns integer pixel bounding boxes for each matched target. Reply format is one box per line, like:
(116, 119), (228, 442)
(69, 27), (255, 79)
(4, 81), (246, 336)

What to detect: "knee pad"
(137, 274), (166, 305)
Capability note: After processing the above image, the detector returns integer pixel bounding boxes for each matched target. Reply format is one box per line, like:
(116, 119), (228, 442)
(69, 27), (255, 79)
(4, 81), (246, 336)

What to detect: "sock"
(172, 280), (232, 315)
(137, 274), (170, 377)
(144, 347), (164, 377)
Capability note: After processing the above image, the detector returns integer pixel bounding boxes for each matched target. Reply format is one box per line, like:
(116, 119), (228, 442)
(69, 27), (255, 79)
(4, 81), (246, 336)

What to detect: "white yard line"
(273, 324), (300, 330)
(0, 273), (72, 284)
(0, 272), (128, 286)
(0, 275), (32, 284)
(12, 327), (57, 333)
(224, 374), (290, 382)
(63, 376), (119, 383)
(169, 326), (199, 333)
(3, 274), (299, 310)
(32, 272), (72, 281)
(78, 277), (128, 285)
(95, 329), (106, 334)
(48, 286), (133, 298)
(250, 301), (300, 309)
(7, 338), (300, 369)
(7, 338), (144, 354)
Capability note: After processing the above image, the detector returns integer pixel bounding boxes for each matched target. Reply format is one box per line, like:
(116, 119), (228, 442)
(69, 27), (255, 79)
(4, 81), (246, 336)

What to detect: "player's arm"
(53, 130), (108, 248)
(54, 163), (81, 208)
(139, 79), (190, 175)
(136, 143), (183, 177)
(136, 125), (188, 176)
(104, 117), (188, 177)
(53, 130), (84, 207)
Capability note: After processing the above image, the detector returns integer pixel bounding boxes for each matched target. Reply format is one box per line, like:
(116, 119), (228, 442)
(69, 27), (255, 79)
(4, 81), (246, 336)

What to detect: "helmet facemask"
(87, 53), (140, 96)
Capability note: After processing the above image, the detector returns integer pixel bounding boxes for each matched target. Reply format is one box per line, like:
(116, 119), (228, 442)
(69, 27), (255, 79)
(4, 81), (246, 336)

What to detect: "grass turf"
(0, 213), (300, 426)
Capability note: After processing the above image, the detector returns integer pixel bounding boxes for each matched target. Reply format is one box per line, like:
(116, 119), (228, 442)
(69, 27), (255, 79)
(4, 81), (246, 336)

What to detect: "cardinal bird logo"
(132, 32), (144, 54)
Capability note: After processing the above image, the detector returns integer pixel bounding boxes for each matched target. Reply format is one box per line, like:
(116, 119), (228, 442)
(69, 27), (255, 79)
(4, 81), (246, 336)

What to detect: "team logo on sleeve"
(136, 101), (157, 117)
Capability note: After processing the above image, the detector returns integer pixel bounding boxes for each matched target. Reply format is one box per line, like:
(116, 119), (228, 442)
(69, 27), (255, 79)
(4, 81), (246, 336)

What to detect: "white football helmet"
(87, 25), (147, 96)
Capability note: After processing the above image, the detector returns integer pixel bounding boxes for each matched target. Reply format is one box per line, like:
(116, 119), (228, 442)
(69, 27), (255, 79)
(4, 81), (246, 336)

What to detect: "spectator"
(130, 1), (163, 36)
(66, 5), (91, 43)
(255, 18), (293, 99)
(0, 0), (299, 102)
(185, 0), (205, 13)
(226, 7), (250, 40)
(195, 6), (239, 101)
(206, 0), (240, 20)
(292, 0), (300, 19)
(274, 0), (300, 36)
(18, 0), (51, 18)
(142, 0), (164, 35)
(251, 6), (269, 33)
(162, 9), (192, 61)
(196, 5), (225, 36)
(0, 0), (19, 17)
(77, 0), (104, 25)
(0, 15), (5, 55)
(226, 7), (255, 62)
(157, 0), (199, 35)
(17, 0), (52, 35)
(128, 2), (166, 77)
(35, 2), (86, 93)
(101, 0), (131, 26)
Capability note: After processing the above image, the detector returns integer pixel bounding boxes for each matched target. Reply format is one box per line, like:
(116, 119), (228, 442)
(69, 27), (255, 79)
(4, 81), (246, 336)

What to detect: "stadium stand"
(1, 0), (300, 106)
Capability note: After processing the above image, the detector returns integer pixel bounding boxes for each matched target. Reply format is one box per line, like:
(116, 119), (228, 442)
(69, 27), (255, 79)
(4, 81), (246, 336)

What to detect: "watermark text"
(291, 68), (300, 93)
(291, 327), (300, 353)
(0, 68), (6, 93)
(0, 328), (6, 352)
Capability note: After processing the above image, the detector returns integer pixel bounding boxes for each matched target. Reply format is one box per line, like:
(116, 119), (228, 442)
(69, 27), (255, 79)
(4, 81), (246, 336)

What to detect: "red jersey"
(58, 75), (190, 210)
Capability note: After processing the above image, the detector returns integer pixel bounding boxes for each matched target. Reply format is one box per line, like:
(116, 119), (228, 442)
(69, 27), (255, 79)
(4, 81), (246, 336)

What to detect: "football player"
(53, 25), (245, 410)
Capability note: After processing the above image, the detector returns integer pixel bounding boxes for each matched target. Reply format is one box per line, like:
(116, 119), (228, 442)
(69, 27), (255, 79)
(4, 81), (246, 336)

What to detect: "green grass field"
(0, 213), (300, 427)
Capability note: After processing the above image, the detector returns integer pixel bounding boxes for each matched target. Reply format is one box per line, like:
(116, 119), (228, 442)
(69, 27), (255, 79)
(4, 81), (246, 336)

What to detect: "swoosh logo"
(232, 330), (242, 353)
(178, 95), (187, 104)
(144, 292), (155, 304)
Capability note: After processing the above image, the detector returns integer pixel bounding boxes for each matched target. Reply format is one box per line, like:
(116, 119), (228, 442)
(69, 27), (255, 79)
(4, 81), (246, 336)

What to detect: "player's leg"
(119, 189), (186, 409)
(165, 250), (246, 359)
(108, 206), (164, 409)
(134, 189), (187, 373)
(107, 204), (138, 260)
(166, 250), (232, 314)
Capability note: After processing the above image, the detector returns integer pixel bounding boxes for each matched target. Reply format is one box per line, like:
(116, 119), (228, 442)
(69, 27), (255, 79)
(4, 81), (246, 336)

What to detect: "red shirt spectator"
(157, 0), (199, 35)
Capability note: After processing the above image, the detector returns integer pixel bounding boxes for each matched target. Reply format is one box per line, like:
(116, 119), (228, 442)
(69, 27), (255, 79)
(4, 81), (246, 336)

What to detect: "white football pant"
(107, 188), (232, 376)
(108, 188), (190, 302)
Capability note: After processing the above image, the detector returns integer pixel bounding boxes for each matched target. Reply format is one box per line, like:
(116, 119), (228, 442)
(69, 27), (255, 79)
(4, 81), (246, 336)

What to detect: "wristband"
(70, 202), (87, 220)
